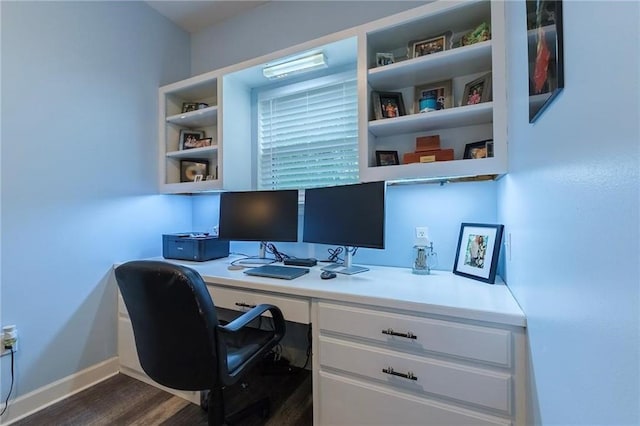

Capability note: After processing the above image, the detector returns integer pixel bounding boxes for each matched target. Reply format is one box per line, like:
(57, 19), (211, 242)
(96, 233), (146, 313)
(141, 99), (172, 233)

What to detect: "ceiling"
(145, 1), (270, 33)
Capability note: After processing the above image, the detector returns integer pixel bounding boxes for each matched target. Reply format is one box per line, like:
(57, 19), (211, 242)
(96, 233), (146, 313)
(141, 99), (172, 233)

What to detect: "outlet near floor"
(1, 325), (18, 356)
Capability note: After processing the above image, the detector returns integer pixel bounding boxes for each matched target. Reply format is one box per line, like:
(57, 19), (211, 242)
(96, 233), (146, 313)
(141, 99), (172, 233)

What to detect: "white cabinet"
(314, 301), (525, 425)
(358, 0), (507, 183)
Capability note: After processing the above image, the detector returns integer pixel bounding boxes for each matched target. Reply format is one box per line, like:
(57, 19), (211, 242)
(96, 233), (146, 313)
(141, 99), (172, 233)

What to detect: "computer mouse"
(320, 271), (337, 280)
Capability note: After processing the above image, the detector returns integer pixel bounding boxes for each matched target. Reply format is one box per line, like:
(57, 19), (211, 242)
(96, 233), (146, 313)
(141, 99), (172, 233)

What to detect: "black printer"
(162, 233), (230, 262)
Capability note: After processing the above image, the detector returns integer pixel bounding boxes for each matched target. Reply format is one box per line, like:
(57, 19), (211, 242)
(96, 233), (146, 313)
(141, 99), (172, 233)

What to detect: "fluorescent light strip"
(263, 53), (327, 79)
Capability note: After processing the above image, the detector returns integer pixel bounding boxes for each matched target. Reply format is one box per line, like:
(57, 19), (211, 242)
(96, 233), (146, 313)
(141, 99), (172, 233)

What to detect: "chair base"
(201, 389), (271, 426)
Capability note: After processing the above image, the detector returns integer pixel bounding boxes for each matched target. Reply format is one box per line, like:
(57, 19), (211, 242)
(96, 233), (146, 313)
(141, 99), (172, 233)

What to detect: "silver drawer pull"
(381, 328), (417, 339)
(234, 302), (257, 308)
(382, 366), (417, 381)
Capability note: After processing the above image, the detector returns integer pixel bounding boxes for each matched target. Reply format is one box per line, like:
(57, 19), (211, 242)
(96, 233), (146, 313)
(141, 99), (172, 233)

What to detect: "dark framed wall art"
(527, 0), (564, 122)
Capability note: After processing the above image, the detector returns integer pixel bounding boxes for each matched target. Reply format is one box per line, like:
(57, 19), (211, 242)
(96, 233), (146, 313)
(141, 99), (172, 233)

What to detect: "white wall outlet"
(415, 227), (429, 240)
(1, 325), (18, 356)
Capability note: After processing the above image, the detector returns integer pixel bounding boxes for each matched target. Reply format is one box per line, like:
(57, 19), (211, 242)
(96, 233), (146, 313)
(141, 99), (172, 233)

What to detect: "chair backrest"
(115, 260), (219, 391)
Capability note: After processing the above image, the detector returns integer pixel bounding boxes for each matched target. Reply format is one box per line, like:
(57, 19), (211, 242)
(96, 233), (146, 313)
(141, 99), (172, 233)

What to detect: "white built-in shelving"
(157, 0), (508, 193)
(359, 0), (507, 183)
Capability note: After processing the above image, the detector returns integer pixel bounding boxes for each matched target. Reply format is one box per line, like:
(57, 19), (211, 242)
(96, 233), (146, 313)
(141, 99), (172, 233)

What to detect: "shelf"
(368, 102), (492, 137)
(166, 146), (218, 160)
(368, 41), (492, 90)
(166, 105), (218, 128)
(361, 157), (505, 184)
(160, 179), (222, 194)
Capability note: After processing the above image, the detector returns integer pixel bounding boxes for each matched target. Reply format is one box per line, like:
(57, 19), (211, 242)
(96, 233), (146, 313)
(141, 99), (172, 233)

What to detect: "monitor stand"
(235, 241), (275, 266)
(321, 246), (369, 275)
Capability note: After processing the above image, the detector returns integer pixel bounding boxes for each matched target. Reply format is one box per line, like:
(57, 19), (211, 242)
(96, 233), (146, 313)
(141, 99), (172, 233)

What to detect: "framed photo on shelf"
(375, 150), (399, 166)
(181, 102), (199, 113)
(414, 79), (453, 113)
(527, 0), (564, 123)
(372, 91), (406, 120)
(463, 139), (494, 159)
(461, 72), (492, 106)
(453, 223), (504, 284)
(179, 129), (205, 150)
(180, 160), (209, 183)
(375, 53), (395, 67)
(410, 32), (451, 58)
(193, 137), (213, 149)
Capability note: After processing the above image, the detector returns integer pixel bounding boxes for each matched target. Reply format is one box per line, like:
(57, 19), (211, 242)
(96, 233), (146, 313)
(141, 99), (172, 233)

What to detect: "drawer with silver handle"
(319, 336), (512, 414)
(318, 302), (512, 367)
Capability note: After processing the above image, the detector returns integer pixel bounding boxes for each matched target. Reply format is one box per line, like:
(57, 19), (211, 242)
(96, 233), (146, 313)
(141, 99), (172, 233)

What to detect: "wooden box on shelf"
(403, 149), (454, 164)
(416, 135), (441, 151)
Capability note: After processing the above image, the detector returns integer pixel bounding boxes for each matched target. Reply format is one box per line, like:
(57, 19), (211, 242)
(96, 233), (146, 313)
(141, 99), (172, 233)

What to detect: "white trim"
(0, 357), (119, 425)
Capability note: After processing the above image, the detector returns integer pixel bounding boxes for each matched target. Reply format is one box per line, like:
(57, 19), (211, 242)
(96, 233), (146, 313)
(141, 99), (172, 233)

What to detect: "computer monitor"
(303, 181), (385, 274)
(218, 189), (299, 264)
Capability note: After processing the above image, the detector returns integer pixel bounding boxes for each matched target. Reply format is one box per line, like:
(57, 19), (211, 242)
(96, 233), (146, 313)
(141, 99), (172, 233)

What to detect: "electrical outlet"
(415, 227), (428, 239)
(1, 325), (18, 357)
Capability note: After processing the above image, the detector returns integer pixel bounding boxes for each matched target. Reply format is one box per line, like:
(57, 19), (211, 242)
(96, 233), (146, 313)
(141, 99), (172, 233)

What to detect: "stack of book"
(402, 135), (454, 164)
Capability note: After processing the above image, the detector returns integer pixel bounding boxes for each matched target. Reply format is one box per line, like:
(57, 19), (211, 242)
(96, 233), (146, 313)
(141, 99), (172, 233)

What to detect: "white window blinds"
(257, 72), (359, 190)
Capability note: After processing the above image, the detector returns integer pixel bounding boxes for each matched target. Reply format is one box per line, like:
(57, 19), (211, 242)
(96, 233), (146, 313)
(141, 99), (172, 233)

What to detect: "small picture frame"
(460, 22), (491, 47)
(182, 102), (199, 113)
(179, 129), (205, 150)
(180, 160), (209, 183)
(414, 79), (453, 113)
(453, 223), (504, 284)
(462, 72), (492, 106)
(410, 32), (451, 58)
(375, 150), (399, 166)
(372, 91), (406, 120)
(375, 53), (395, 67)
(463, 139), (494, 159)
(193, 137), (213, 149)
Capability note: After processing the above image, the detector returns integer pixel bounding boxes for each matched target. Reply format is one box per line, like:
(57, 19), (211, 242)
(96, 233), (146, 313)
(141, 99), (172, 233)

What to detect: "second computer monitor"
(303, 181), (385, 273)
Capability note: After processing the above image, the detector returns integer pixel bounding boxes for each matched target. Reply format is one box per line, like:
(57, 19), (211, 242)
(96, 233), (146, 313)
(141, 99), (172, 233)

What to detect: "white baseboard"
(0, 357), (119, 425)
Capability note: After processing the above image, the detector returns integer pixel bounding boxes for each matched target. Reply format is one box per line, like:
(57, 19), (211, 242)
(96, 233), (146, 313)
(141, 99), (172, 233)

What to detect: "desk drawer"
(319, 336), (511, 413)
(318, 372), (510, 426)
(318, 302), (511, 367)
(208, 285), (310, 324)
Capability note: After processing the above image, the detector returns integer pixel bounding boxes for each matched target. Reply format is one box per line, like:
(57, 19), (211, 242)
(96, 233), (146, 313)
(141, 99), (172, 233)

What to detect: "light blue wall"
(192, 181), (498, 270)
(1, 1), (192, 400)
(499, 1), (639, 424)
(191, 1), (429, 74)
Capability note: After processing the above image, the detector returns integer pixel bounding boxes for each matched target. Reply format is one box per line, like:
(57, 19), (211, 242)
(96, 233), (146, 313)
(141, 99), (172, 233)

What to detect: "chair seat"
(225, 327), (274, 373)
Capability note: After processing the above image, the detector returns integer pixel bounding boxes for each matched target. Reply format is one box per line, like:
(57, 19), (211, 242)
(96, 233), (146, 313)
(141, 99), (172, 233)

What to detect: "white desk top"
(151, 256), (526, 328)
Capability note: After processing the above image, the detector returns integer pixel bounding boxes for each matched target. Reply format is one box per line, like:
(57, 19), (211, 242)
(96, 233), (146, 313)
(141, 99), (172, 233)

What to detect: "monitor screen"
(219, 189), (299, 242)
(303, 181), (385, 249)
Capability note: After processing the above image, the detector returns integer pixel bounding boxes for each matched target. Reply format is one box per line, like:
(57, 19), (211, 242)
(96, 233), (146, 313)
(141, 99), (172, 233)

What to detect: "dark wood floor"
(14, 365), (312, 426)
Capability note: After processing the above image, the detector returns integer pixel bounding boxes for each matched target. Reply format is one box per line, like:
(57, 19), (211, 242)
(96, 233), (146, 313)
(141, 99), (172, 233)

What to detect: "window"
(257, 71), (359, 190)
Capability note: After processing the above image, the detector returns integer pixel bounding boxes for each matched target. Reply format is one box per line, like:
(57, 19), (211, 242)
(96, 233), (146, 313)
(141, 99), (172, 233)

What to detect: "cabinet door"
(318, 372), (510, 426)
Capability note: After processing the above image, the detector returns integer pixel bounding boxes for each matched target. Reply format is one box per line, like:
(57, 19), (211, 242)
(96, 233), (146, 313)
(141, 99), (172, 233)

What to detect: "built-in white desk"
(117, 256), (527, 425)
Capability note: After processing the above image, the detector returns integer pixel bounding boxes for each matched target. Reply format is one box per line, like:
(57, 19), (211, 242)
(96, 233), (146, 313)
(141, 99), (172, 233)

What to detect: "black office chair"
(114, 260), (286, 426)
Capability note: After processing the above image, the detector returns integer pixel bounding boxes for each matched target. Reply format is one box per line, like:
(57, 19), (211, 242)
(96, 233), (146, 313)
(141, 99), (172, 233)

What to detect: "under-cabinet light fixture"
(262, 53), (327, 79)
